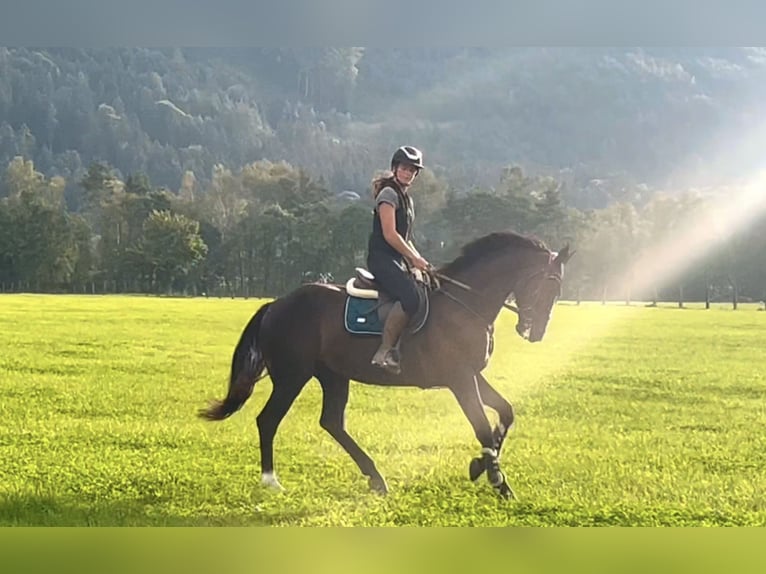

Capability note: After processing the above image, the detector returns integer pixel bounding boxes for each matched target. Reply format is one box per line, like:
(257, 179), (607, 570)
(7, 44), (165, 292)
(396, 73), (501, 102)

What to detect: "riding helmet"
(391, 146), (424, 171)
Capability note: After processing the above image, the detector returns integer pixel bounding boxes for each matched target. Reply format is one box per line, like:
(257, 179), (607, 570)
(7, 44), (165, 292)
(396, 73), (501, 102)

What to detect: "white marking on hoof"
(261, 471), (284, 491)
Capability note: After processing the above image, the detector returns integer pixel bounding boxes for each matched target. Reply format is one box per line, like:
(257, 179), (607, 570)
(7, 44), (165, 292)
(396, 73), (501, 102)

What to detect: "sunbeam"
(625, 170), (766, 297)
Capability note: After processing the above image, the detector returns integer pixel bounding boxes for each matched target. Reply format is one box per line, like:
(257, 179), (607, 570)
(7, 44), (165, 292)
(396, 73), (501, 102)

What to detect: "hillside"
(2, 47), (765, 208)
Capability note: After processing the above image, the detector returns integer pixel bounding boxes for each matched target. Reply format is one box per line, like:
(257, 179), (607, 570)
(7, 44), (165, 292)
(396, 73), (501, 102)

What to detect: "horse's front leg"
(450, 374), (515, 499)
(475, 372), (515, 456)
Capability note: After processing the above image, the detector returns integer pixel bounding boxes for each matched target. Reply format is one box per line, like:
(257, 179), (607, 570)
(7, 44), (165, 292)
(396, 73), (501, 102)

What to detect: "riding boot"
(371, 301), (410, 374)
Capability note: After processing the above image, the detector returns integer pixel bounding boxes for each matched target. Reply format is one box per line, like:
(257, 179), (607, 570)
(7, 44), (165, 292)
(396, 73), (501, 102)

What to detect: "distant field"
(0, 294), (764, 526)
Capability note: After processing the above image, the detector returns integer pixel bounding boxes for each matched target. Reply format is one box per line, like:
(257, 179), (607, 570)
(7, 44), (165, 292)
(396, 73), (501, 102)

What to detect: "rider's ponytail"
(372, 171), (396, 199)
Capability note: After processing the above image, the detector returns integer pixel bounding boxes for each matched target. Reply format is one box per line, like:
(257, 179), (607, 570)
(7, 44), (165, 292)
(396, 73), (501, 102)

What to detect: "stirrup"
(380, 349), (401, 374)
(371, 349), (389, 367)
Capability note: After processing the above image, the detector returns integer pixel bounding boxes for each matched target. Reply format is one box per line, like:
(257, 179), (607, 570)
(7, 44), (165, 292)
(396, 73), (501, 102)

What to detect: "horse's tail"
(198, 302), (272, 421)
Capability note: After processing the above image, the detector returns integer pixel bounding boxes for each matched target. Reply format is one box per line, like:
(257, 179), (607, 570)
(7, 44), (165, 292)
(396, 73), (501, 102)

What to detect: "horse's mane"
(440, 231), (549, 276)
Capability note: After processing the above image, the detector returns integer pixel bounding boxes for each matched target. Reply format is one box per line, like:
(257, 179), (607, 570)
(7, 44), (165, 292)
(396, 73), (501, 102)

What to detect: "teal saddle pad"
(344, 296), (384, 335)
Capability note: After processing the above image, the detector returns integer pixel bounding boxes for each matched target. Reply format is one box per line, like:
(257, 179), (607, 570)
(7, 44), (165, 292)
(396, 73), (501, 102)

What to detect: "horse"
(199, 231), (573, 498)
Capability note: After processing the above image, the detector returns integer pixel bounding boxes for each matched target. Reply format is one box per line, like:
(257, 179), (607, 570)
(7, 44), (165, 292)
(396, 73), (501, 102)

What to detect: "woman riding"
(367, 145), (431, 374)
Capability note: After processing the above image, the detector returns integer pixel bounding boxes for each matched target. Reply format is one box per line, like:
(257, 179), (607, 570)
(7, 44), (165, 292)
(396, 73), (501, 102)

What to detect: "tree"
(326, 202), (373, 281)
(0, 200), (16, 286)
(0, 194), (78, 290)
(240, 159), (329, 215)
(572, 202), (640, 303)
(124, 173), (152, 196)
(533, 183), (569, 246)
(2, 156), (46, 200)
(79, 161), (121, 213)
(408, 168), (447, 226)
(137, 210), (208, 294)
(290, 48), (365, 111)
(244, 204), (296, 295)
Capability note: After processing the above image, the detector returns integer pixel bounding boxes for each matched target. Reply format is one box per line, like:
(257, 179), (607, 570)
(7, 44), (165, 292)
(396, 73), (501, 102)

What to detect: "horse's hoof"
(496, 481), (516, 500)
(261, 472), (285, 492)
(369, 476), (389, 495)
(469, 457), (485, 482)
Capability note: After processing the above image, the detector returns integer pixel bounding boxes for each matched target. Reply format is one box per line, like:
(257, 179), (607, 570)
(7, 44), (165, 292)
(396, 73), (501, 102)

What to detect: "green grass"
(1, 294), (764, 526)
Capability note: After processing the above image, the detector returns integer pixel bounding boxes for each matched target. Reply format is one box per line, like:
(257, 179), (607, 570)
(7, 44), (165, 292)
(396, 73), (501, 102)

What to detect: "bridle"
(430, 256), (562, 328)
(507, 264), (563, 318)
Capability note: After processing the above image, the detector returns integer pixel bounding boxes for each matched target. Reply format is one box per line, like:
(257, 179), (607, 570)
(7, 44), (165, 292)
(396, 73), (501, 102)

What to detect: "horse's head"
(437, 232), (574, 342)
(512, 245), (573, 343)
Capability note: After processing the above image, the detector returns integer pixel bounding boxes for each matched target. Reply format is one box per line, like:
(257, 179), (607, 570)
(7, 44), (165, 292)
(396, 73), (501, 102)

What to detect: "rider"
(367, 145), (431, 374)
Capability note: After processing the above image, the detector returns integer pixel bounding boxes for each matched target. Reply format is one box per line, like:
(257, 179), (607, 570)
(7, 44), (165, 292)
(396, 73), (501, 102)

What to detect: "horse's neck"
(443, 252), (530, 321)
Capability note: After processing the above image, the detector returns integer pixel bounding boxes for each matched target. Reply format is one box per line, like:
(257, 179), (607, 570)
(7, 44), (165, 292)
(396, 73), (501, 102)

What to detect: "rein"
(430, 261), (562, 325)
(431, 269), (520, 317)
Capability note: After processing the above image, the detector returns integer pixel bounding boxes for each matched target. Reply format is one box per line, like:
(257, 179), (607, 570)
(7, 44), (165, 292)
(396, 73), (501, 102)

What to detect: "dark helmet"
(391, 145), (424, 171)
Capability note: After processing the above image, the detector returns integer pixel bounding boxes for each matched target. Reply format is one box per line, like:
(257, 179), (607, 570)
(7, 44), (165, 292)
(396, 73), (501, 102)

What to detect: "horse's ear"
(554, 244), (574, 265)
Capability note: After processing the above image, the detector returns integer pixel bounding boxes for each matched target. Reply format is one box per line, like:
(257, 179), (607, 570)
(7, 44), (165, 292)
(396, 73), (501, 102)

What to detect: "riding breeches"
(366, 252), (420, 316)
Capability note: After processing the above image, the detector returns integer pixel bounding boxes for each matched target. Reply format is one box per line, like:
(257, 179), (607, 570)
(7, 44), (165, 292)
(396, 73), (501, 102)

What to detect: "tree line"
(2, 156), (764, 306)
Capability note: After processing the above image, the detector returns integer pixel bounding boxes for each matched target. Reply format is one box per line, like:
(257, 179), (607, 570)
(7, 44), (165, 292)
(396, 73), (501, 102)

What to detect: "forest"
(1, 47), (765, 303)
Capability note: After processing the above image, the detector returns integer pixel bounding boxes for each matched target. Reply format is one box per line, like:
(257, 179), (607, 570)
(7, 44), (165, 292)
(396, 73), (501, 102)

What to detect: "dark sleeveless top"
(367, 182), (414, 261)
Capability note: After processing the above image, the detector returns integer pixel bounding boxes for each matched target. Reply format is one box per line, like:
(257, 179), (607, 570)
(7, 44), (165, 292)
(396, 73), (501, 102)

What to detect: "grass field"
(0, 294), (764, 526)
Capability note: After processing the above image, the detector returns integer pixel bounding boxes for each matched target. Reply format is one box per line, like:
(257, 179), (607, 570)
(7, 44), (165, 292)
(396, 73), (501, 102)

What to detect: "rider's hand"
(411, 255), (431, 271)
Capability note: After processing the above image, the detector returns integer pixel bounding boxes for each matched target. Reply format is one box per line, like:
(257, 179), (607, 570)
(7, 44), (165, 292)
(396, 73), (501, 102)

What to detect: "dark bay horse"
(199, 231), (572, 498)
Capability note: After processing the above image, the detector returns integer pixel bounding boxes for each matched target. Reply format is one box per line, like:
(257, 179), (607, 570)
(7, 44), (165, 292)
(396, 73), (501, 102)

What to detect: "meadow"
(0, 294), (764, 526)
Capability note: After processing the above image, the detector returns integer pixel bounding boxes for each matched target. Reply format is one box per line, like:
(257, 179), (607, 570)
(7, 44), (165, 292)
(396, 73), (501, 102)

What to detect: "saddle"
(343, 267), (432, 335)
(345, 267), (384, 300)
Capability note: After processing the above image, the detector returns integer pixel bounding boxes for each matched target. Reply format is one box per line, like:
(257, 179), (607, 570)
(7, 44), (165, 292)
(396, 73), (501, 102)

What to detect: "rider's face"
(394, 164), (419, 187)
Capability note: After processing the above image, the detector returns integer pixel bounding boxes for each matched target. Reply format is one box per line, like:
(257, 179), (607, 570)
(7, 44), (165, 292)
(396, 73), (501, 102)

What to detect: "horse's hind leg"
(450, 374), (515, 499)
(475, 373), (515, 455)
(315, 364), (388, 495)
(256, 372), (310, 491)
